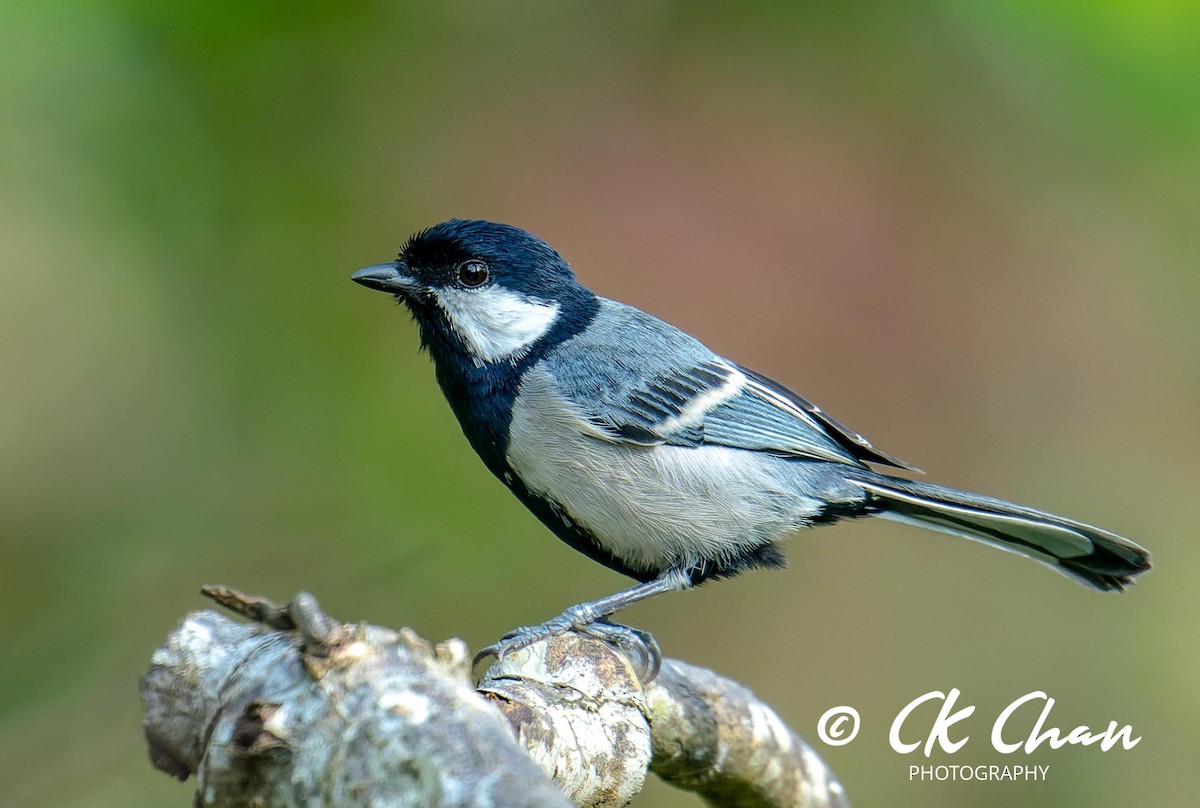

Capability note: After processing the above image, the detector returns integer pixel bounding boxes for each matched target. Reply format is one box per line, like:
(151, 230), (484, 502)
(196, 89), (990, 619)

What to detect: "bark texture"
(139, 588), (849, 807)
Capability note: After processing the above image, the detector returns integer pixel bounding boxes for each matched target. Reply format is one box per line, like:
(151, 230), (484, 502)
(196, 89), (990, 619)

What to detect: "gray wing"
(546, 299), (918, 470)
(728, 364), (920, 471)
(588, 357), (918, 469)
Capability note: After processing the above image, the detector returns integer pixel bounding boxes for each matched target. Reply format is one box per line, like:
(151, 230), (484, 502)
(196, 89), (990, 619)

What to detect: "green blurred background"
(2, 2), (1197, 806)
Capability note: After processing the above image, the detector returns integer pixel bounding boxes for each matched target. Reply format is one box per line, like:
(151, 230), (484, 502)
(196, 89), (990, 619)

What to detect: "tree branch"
(139, 588), (848, 807)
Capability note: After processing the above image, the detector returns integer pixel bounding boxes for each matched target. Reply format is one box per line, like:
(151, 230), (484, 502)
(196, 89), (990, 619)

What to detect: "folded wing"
(583, 356), (917, 471)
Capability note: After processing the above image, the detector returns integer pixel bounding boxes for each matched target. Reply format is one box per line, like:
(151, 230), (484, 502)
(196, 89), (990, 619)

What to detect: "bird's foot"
(472, 616), (573, 668)
(581, 618), (661, 682)
(474, 612), (661, 682)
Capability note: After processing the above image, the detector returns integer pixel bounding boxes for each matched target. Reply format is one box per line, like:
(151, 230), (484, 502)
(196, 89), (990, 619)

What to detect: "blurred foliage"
(1, 2), (1197, 806)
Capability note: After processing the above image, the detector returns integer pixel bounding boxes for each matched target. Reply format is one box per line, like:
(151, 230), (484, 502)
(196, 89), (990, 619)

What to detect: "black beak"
(351, 263), (420, 295)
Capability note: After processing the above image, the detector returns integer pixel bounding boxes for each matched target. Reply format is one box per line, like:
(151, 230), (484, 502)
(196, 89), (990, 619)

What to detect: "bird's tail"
(848, 472), (1152, 591)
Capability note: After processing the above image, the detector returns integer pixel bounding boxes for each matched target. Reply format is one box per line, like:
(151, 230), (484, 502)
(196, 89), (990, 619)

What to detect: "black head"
(352, 219), (598, 368)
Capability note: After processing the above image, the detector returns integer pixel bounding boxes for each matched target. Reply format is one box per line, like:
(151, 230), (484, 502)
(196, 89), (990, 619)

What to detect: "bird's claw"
(472, 620), (568, 669)
(581, 619), (662, 682)
(473, 617), (662, 683)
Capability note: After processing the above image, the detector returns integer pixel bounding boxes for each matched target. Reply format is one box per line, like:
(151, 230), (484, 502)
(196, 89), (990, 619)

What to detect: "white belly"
(506, 368), (822, 575)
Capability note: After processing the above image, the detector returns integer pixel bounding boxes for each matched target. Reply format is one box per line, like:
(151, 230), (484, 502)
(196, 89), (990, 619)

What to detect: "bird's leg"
(473, 575), (682, 681)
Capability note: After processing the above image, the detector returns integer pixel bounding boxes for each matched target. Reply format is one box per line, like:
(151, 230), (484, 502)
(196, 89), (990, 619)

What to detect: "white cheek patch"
(434, 285), (561, 365)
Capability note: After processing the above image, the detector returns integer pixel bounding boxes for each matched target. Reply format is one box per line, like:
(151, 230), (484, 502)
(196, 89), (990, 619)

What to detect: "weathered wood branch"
(139, 588), (849, 807)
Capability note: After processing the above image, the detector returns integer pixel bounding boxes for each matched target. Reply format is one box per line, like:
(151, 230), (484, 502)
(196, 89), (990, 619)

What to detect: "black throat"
(404, 291), (600, 478)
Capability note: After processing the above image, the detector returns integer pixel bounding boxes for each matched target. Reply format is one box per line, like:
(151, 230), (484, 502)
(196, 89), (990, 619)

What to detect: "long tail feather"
(850, 474), (1152, 591)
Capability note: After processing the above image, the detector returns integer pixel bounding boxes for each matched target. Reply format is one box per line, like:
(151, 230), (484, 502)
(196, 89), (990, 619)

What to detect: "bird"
(351, 218), (1151, 670)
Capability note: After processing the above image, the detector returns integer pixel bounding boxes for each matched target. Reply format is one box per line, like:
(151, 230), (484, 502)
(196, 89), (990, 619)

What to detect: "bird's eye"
(456, 260), (491, 289)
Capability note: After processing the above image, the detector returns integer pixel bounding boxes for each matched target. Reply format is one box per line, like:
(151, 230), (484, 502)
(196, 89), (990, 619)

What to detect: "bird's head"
(353, 219), (596, 367)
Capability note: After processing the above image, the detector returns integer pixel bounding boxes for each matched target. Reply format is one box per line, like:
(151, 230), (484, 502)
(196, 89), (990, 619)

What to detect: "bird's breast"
(505, 366), (826, 575)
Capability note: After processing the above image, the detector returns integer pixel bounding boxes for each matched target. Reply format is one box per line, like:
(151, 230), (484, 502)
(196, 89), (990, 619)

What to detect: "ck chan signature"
(817, 688), (1141, 755)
